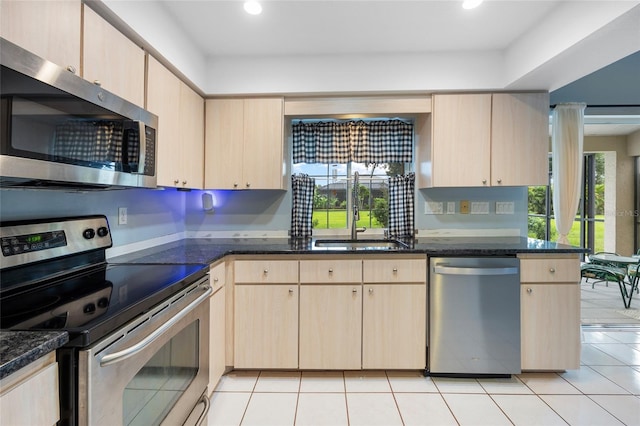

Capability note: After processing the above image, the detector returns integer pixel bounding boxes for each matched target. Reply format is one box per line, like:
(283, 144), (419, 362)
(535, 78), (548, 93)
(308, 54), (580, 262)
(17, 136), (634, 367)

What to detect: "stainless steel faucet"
(351, 171), (366, 239)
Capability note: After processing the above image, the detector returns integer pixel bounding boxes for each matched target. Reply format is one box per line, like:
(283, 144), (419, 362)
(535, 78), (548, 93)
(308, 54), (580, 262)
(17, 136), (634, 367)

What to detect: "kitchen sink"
(313, 238), (409, 250)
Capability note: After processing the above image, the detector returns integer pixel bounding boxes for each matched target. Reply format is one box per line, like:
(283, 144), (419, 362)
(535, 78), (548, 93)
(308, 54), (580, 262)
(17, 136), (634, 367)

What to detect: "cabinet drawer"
(363, 259), (426, 283)
(300, 260), (362, 283)
(234, 260), (298, 283)
(520, 258), (580, 283)
(0, 362), (59, 425)
(209, 262), (226, 292)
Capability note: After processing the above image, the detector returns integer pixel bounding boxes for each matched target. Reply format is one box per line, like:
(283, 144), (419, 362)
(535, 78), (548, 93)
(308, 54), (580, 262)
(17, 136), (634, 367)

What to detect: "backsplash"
(0, 188), (186, 247)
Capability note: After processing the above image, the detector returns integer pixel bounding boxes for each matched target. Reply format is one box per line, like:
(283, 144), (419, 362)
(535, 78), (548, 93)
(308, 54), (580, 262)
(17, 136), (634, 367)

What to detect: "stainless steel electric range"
(1, 215), (212, 426)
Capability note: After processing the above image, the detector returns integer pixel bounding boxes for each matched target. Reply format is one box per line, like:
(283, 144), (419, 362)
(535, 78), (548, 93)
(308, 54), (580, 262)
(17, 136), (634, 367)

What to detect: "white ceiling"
(161, 0), (560, 57)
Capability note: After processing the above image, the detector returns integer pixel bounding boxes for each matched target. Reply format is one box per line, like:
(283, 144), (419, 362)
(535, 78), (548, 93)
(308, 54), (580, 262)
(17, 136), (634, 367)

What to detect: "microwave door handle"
(136, 121), (146, 174)
(99, 284), (212, 367)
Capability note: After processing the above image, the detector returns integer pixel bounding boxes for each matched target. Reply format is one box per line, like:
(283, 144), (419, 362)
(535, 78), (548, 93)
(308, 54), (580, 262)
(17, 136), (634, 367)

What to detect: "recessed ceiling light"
(462, 0), (483, 9)
(244, 1), (262, 15)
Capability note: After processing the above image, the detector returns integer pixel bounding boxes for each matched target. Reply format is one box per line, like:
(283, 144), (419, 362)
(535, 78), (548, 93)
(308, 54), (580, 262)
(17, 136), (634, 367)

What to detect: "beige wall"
(584, 135), (635, 255)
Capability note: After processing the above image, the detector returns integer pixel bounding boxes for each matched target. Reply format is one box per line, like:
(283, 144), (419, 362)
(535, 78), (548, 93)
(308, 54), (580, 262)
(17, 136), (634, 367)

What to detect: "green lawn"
(530, 217), (605, 252)
(313, 209), (383, 229)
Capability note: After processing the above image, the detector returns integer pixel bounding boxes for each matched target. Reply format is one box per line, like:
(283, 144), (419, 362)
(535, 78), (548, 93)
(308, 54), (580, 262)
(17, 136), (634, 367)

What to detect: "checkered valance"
(292, 120), (413, 164)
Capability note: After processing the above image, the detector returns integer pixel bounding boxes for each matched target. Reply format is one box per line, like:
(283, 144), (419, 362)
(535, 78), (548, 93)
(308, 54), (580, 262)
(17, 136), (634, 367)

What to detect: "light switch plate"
(496, 201), (515, 215)
(470, 201), (489, 214)
(425, 201), (444, 215)
(446, 202), (456, 214)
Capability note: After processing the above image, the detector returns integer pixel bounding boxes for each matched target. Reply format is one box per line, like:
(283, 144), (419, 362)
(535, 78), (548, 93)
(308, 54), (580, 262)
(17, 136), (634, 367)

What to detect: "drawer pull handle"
(549, 268), (556, 273)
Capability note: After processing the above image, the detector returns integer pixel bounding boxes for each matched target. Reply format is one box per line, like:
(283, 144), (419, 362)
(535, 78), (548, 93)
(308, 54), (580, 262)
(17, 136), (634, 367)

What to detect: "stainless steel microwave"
(0, 38), (158, 189)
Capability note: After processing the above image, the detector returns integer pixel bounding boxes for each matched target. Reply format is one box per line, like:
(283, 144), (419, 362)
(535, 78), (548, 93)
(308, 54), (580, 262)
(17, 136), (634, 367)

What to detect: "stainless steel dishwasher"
(429, 257), (521, 376)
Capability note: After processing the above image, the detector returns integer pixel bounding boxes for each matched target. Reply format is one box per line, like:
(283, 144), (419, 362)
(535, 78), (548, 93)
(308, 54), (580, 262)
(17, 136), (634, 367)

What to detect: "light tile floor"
(208, 329), (640, 426)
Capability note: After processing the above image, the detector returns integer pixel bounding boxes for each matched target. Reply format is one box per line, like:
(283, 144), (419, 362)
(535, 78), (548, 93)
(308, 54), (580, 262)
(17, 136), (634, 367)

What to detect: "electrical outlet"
(118, 207), (128, 225)
(460, 200), (470, 214)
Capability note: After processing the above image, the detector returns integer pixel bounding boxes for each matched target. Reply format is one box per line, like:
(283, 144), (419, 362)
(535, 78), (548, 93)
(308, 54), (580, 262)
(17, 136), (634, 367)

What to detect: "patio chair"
(580, 263), (637, 309)
(584, 252), (621, 288)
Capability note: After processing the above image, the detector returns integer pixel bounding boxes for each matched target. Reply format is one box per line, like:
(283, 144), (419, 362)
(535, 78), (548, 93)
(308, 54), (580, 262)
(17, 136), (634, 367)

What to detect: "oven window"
(123, 321), (199, 425)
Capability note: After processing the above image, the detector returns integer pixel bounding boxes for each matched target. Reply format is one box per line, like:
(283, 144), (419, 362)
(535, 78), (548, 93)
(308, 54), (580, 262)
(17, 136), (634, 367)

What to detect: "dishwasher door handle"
(433, 265), (519, 276)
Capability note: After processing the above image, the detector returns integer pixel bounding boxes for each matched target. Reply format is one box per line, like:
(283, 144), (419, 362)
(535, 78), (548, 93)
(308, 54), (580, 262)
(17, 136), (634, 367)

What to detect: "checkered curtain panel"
(291, 173), (316, 237)
(292, 120), (413, 163)
(388, 173), (415, 238)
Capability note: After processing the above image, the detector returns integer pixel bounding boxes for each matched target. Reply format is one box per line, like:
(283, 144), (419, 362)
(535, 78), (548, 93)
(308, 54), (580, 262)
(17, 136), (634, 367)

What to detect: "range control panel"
(0, 215), (112, 269)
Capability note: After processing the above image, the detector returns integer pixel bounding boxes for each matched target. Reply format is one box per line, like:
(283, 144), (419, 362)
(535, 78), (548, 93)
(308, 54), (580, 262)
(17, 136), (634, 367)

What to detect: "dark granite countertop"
(0, 331), (68, 380)
(109, 236), (588, 265)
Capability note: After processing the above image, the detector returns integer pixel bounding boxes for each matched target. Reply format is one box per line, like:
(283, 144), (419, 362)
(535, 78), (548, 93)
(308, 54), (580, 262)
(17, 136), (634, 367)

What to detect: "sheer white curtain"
(552, 103), (586, 245)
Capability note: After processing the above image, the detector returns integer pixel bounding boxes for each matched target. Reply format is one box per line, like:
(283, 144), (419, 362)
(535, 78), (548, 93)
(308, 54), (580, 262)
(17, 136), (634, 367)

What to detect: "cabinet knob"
(497, 178), (502, 184)
(289, 288), (294, 294)
(328, 268), (333, 274)
(234, 183), (238, 188)
(369, 288), (373, 294)
(246, 182), (251, 188)
(527, 288), (533, 293)
(352, 288), (358, 293)
(263, 269), (268, 274)
(93, 80), (101, 87)
(66, 65), (76, 74)
(182, 180), (187, 185)
(392, 268), (398, 273)
(482, 179), (487, 185)
(549, 268), (555, 273)
(174, 179), (180, 184)
(213, 277), (219, 282)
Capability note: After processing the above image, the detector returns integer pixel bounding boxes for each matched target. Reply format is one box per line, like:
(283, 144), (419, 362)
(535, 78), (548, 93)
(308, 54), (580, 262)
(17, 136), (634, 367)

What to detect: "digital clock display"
(1, 231), (67, 257)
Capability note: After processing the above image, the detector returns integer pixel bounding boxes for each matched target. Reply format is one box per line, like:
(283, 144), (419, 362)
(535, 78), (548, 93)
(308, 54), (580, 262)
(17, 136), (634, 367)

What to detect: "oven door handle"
(99, 284), (212, 367)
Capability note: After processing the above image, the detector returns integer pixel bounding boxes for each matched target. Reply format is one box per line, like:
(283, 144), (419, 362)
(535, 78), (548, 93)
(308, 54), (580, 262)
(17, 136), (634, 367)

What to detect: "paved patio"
(581, 277), (640, 326)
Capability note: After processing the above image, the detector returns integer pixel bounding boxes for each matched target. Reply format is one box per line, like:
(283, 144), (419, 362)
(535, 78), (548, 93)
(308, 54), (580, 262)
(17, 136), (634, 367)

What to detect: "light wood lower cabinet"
(233, 259), (299, 369)
(519, 254), (581, 371)
(234, 285), (298, 369)
(299, 284), (362, 369)
(362, 284), (426, 369)
(209, 262), (226, 393)
(0, 353), (59, 425)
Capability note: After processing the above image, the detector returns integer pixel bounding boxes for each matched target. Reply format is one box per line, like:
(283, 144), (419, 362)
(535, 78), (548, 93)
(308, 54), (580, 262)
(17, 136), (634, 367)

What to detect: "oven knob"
(83, 303), (96, 314)
(83, 228), (96, 239)
(97, 227), (109, 238)
(97, 297), (110, 309)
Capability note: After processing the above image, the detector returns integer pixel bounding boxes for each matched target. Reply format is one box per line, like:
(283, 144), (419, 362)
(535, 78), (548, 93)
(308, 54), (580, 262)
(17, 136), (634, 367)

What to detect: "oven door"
(79, 277), (211, 426)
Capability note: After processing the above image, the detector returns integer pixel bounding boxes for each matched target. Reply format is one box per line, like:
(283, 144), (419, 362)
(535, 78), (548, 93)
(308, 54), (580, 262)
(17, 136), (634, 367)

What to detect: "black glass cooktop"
(0, 262), (208, 347)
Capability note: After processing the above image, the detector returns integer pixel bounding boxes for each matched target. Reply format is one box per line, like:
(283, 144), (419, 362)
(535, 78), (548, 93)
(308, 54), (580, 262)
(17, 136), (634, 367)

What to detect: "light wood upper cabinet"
(82, 5), (145, 107)
(491, 93), (550, 186)
(519, 254), (581, 371)
(147, 56), (204, 189)
(205, 98), (284, 190)
(0, 0), (81, 74)
(427, 92), (549, 188)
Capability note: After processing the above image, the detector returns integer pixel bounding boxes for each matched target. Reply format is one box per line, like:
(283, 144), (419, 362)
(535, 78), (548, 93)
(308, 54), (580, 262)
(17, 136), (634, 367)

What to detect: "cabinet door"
(242, 98), (284, 189)
(491, 93), (550, 186)
(204, 99), (244, 189)
(1, 0), (81, 74)
(179, 82), (204, 189)
(362, 284), (426, 369)
(432, 94), (491, 187)
(147, 56), (182, 187)
(299, 285), (362, 369)
(234, 285), (298, 369)
(521, 283), (580, 370)
(209, 287), (225, 393)
(82, 5), (145, 107)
